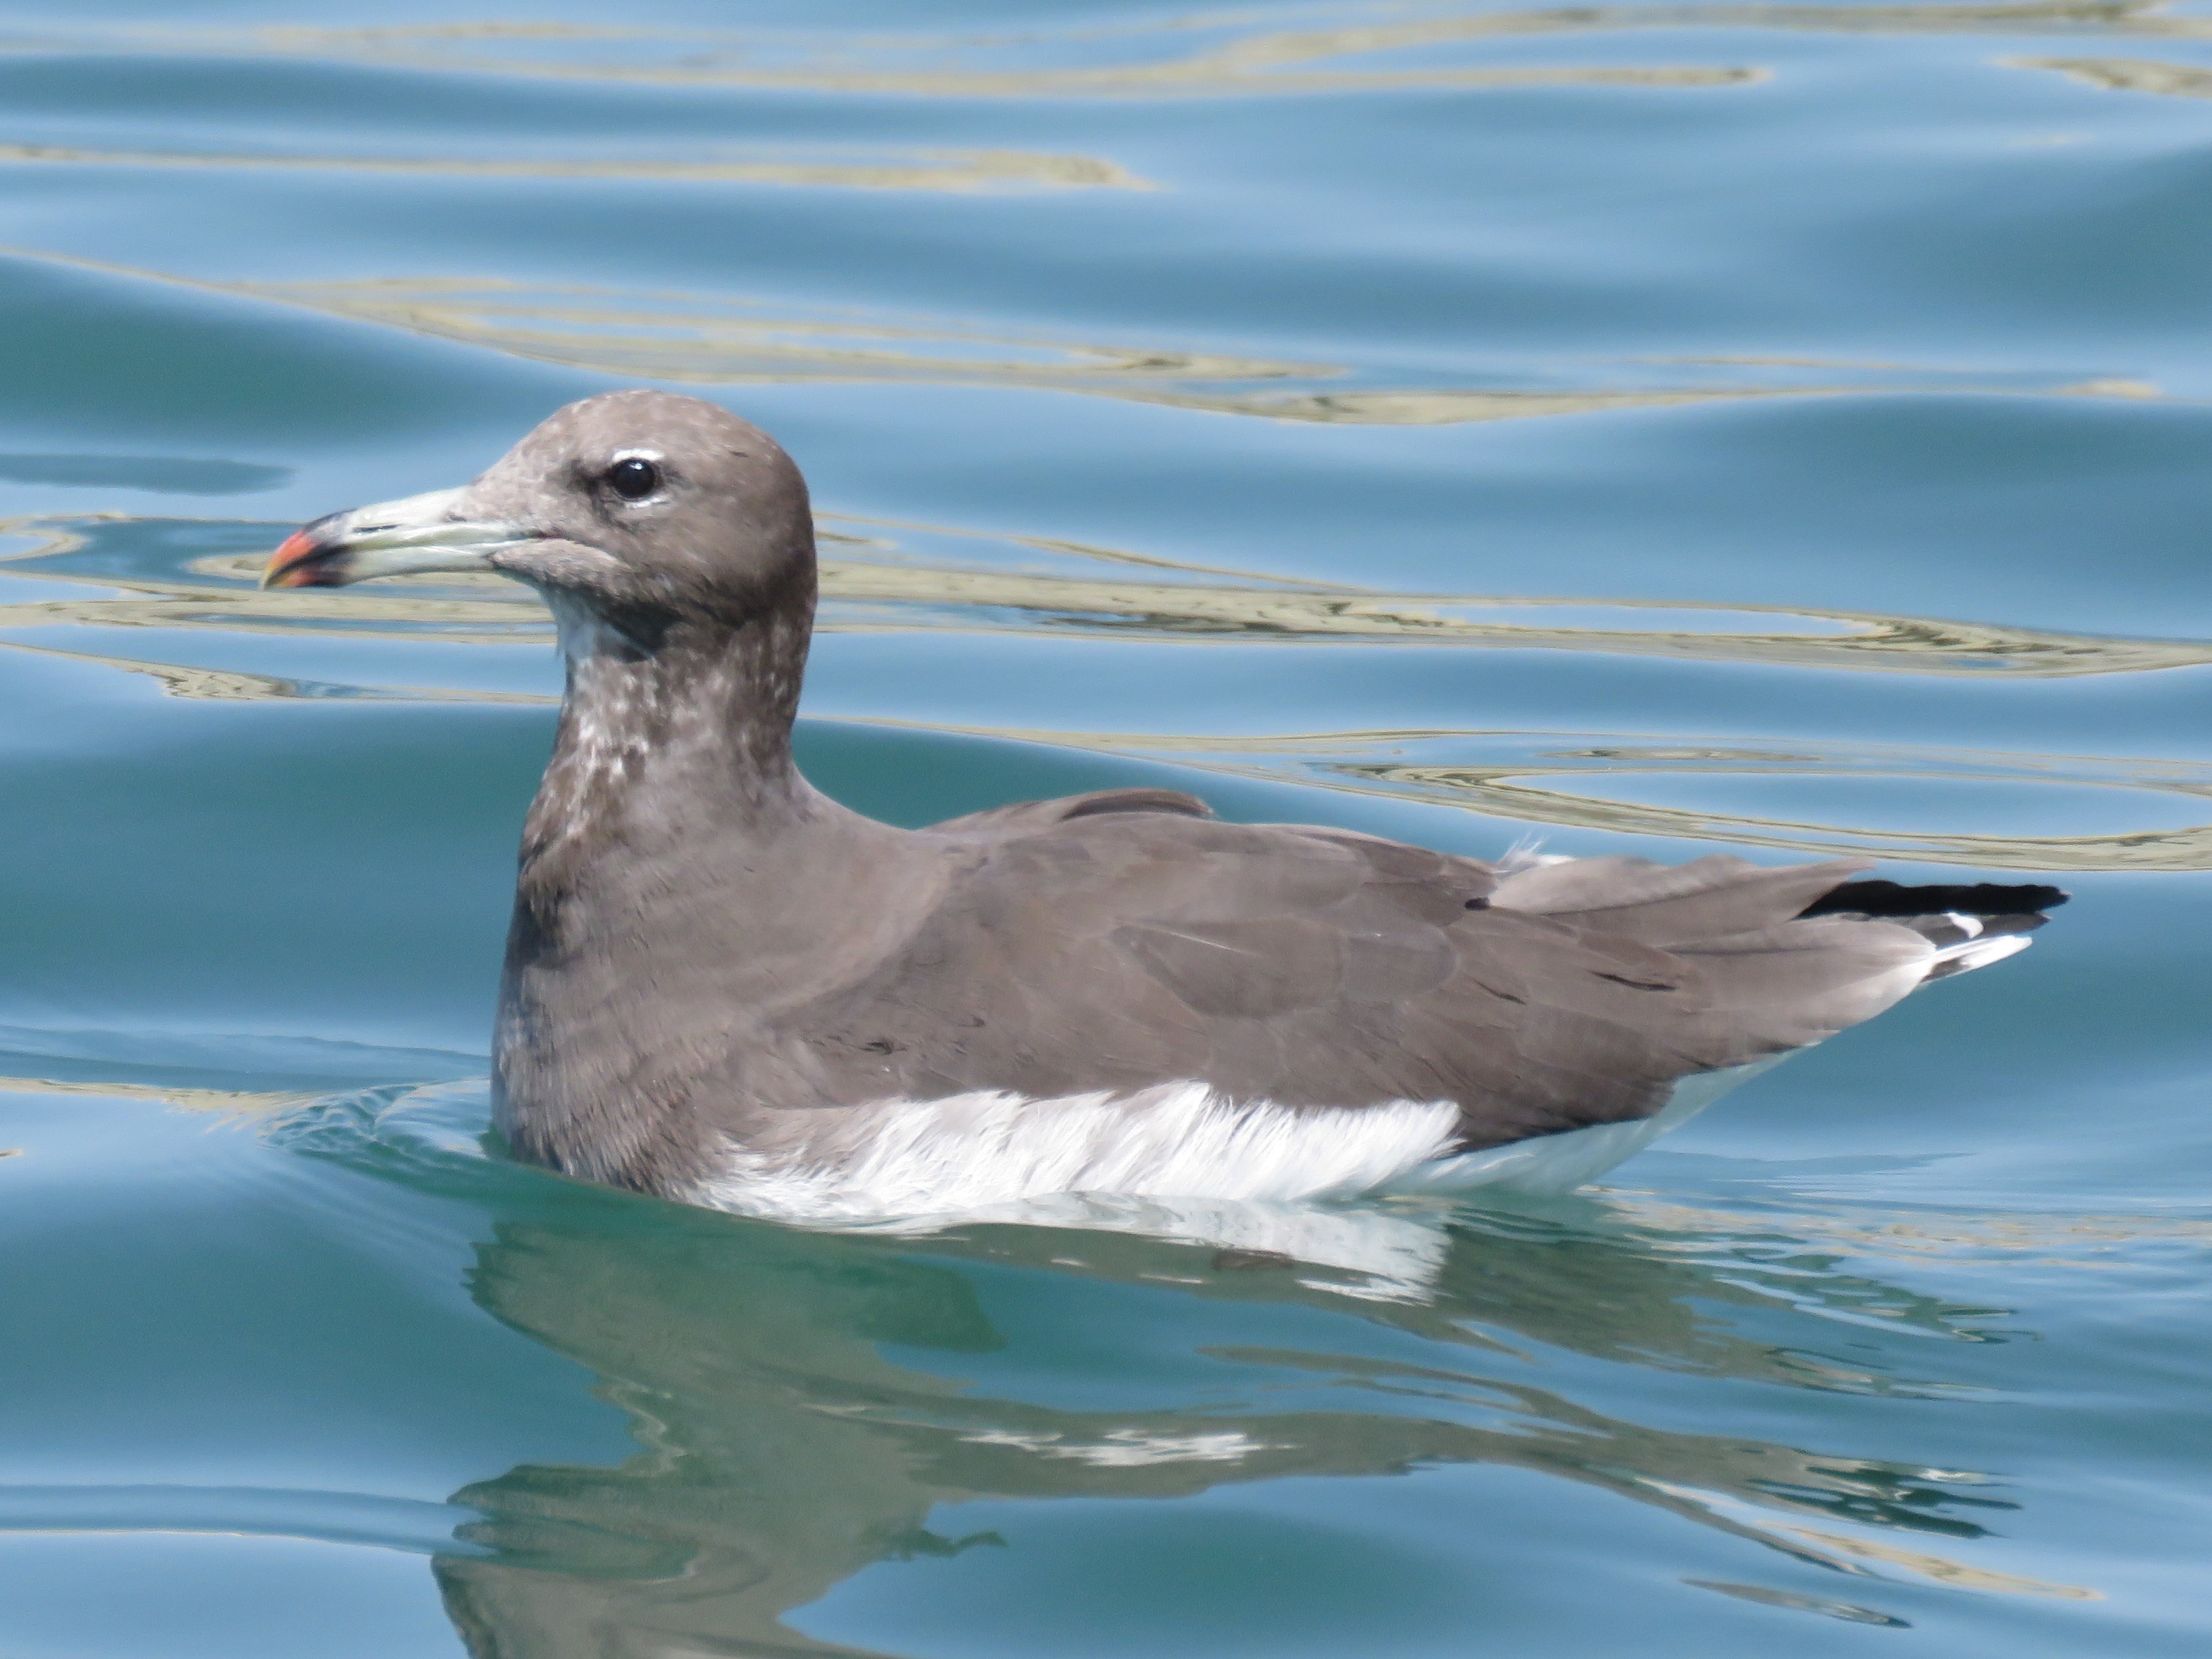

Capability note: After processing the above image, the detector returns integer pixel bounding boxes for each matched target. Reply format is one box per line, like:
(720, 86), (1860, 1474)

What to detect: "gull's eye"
(607, 456), (662, 501)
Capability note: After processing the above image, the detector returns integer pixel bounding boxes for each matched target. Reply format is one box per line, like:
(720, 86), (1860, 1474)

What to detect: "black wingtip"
(1798, 879), (2070, 921)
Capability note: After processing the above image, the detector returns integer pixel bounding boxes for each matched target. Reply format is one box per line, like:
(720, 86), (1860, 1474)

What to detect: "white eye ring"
(607, 451), (664, 502)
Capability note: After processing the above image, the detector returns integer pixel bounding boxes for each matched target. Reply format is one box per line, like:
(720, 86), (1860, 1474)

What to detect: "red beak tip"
(263, 529), (321, 588)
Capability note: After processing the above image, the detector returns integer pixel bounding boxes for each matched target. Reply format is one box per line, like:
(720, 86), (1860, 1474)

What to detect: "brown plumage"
(264, 390), (2062, 1213)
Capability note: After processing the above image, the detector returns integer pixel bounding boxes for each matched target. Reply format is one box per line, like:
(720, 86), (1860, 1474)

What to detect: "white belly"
(695, 1059), (1782, 1225)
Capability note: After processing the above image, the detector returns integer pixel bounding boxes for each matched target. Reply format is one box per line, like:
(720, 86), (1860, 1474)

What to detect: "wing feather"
(767, 816), (1941, 1148)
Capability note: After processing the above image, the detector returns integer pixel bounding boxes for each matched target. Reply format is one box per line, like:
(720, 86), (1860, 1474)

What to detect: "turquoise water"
(4, 1), (2211, 1651)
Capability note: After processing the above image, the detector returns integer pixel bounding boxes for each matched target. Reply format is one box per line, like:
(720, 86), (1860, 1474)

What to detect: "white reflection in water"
(239, 1081), (2114, 1652)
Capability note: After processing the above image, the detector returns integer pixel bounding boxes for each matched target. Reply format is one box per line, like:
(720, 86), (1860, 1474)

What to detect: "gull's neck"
(524, 592), (814, 877)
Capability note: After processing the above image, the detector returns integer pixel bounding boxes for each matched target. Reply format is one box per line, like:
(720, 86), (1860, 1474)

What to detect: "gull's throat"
(543, 587), (639, 668)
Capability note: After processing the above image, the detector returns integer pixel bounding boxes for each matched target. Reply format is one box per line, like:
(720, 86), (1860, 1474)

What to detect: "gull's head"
(263, 390), (815, 646)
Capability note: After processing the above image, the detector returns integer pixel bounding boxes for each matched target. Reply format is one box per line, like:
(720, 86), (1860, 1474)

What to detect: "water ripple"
(990, 725), (2212, 869)
(5, 249), (2172, 424)
(0, 143), (1150, 193)
(29, 2), (2212, 100)
(9, 513), (2205, 680)
(0, 1485), (482, 1558)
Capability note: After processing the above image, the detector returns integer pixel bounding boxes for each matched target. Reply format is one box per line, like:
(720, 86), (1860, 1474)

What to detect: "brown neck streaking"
(520, 593), (815, 891)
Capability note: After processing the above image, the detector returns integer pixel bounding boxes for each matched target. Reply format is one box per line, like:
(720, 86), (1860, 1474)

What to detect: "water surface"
(3, 1), (2210, 1652)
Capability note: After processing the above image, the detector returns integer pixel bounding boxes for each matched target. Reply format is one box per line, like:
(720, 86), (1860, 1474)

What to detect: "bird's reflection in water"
(431, 1188), (2031, 1655)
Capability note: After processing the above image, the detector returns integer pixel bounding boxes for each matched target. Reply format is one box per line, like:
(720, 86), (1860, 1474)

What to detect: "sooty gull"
(264, 390), (2064, 1223)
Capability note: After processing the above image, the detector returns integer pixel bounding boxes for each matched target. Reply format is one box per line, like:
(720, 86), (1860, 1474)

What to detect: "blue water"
(3, 2), (2211, 1652)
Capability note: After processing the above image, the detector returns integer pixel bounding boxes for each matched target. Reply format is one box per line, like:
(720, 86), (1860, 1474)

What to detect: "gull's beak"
(261, 488), (538, 589)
